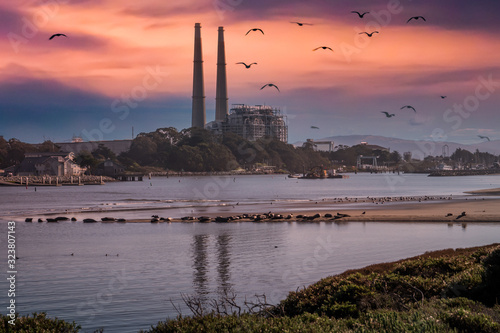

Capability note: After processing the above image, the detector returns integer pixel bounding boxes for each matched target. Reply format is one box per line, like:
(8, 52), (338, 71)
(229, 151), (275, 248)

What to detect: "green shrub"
(442, 308), (500, 333)
(0, 312), (82, 333)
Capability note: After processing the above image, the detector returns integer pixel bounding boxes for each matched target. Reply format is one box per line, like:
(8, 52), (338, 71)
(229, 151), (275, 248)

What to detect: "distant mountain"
(294, 135), (500, 158)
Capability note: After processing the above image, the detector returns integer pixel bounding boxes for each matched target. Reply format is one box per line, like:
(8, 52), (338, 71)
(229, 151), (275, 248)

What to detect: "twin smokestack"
(192, 23), (228, 128)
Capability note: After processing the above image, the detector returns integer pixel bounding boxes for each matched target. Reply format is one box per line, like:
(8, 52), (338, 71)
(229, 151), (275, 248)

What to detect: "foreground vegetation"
(2, 244), (499, 332)
(141, 244), (500, 332)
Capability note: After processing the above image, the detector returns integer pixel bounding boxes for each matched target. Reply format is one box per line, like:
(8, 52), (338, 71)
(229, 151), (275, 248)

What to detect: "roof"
(17, 156), (52, 173)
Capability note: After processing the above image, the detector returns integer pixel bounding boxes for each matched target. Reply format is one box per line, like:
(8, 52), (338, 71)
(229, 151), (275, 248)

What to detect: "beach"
(32, 194), (499, 223)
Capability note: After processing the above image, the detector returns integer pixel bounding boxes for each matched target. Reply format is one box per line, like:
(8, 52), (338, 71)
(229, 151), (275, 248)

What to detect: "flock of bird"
(47, 9), (493, 143)
(240, 10), (430, 113)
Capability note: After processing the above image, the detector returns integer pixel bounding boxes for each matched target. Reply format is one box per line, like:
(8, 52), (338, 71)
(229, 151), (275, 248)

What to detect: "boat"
(298, 166), (347, 179)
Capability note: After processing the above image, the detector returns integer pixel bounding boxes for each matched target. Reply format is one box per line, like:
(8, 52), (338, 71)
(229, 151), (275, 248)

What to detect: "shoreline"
(3, 195), (500, 223)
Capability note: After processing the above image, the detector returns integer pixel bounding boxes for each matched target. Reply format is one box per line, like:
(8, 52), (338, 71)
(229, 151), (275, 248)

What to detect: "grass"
(2, 243), (499, 332)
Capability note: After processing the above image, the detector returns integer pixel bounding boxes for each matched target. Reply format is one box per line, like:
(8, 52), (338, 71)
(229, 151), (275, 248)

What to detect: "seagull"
(478, 135), (491, 141)
(260, 83), (280, 92)
(351, 11), (369, 18)
(236, 62), (257, 68)
(359, 31), (379, 37)
(441, 95), (447, 99)
(291, 21), (313, 26)
(246, 28), (264, 35)
(381, 111), (395, 118)
(401, 105), (416, 113)
(313, 46), (333, 51)
(311, 126), (319, 129)
(407, 16), (426, 23)
(49, 33), (67, 40)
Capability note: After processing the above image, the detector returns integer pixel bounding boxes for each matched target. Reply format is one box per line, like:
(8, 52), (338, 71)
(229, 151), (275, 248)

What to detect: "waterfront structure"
(95, 159), (125, 177)
(192, 23), (206, 128)
(17, 152), (86, 176)
(302, 139), (335, 152)
(206, 104), (288, 142)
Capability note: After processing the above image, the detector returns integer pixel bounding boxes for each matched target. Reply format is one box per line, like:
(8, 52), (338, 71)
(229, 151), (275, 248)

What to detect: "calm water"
(1, 173), (499, 220)
(1, 173), (500, 332)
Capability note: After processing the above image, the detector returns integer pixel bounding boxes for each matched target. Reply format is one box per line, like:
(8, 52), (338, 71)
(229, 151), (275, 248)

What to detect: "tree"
(92, 144), (117, 161)
(127, 136), (158, 165)
(75, 150), (99, 172)
(37, 140), (60, 152)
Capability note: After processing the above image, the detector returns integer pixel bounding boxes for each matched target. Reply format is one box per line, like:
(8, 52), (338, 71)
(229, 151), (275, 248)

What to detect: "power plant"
(191, 23), (288, 143)
(191, 23), (206, 128)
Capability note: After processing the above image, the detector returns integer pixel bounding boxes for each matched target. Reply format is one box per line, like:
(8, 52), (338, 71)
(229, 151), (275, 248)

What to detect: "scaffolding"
(208, 104), (288, 142)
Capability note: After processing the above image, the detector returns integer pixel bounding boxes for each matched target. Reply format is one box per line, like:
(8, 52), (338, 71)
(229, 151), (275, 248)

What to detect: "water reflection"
(192, 234), (209, 300)
(191, 232), (233, 303)
(216, 233), (232, 292)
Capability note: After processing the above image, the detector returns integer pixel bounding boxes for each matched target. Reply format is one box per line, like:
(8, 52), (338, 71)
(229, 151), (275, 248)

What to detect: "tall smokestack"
(215, 26), (228, 122)
(192, 23), (206, 128)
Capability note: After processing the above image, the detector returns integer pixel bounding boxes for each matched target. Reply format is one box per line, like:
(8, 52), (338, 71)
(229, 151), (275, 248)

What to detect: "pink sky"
(1, 0), (500, 146)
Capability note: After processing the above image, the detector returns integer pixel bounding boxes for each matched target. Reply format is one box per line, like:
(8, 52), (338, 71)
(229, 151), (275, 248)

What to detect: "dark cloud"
(0, 74), (191, 143)
(396, 66), (500, 87)
(211, 0), (500, 33)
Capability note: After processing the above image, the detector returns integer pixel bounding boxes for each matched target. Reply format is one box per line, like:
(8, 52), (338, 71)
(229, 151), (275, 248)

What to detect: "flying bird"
(407, 16), (426, 23)
(381, 111), (395, 118)
(260, 83), (280, 92)
(311, 126), (319, 129)
(313, 46), (333, 51)
(49, 33), (67, 40)
(351, 11), (369, 18)
(236, 62), (257, 68)
(440, 95), (447, 99)
(291, 21), (313, 26)
(246, 28), (264, 35)
(359, 31), (379, 37)
(401, 105), (416, 113)
(478, 135), (491, 141)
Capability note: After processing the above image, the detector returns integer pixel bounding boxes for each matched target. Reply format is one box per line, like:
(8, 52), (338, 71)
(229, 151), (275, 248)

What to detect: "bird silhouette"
(401, 105), (416, 112)
(313, 46), (333, 51)
(456, 211), (466, 220)
(359, 31), (379, 37)
(291, 21), (313, 26)
(351, 11), (369, 18)
(49, 33), (67, 40)
(478, 135), (491, 141)
(440, 95), (447, 99)
(246, 28), (264, 35)
(381, 111), (395, 118)
(311, 126), (319, 129)
(260, 83), (280, 92)
(407, 16), (426, 23)
(236, 62), (257, 68)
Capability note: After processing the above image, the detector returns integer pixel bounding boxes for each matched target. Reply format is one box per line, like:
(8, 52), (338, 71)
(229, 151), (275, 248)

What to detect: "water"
(1, 173), (500, 332)
(1, 173), (499, 219)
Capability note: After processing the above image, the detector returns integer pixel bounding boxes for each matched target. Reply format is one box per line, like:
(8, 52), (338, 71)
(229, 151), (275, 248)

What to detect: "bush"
(0, 312), (82, 333)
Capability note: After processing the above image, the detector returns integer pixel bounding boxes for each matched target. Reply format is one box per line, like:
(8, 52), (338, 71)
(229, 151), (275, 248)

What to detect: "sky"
(1, 0), (500, 145)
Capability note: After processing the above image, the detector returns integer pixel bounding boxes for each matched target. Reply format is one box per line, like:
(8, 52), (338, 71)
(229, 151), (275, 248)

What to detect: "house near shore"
(95, 159), (125, 177)
(17, 152), (86, 177)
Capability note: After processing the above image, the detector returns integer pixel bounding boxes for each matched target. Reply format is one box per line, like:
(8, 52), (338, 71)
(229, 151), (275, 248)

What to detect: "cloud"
(0, 70), (191, 143)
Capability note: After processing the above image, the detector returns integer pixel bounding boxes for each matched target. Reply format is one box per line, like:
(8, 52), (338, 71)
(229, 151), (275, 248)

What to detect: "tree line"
(1, 132), (498, 173)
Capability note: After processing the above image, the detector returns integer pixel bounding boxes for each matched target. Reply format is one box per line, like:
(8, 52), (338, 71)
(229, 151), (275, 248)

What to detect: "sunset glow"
(1, 0), (499, 144)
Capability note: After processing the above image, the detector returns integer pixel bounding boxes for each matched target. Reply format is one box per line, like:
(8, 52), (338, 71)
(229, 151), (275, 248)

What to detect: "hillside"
(295, 135), (500, 156)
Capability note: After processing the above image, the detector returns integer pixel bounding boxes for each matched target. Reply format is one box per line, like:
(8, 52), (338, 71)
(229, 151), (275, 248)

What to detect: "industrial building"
(206, 104), (288, 142)
(191, 23), (288, 143)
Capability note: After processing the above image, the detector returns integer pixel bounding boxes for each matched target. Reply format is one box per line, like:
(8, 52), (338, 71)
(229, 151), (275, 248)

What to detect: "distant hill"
(294, 135), (500, 157)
